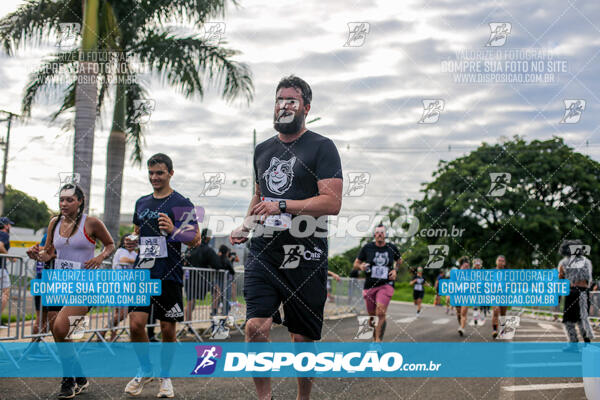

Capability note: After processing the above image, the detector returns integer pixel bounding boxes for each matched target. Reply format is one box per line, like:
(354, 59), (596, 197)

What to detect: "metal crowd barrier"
(176, 267), (233, 341)
(513, 292), (600, 328)
(18, 262), (237, 343)
(9, 255), (362, 343)
(325, 277), (364, 316)
(0, 255), (25, 341)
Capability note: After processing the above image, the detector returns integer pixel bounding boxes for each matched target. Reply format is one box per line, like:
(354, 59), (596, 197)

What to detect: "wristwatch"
(279, 200), (287, 214)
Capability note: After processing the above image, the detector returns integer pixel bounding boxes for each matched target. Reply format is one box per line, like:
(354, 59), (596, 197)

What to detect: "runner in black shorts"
(456, 256), (470, 336)
(124, 153), (200, 398)
(492, 255), (508, 339)
(410, 267), (427, 316)
(230, 76), (343, 400)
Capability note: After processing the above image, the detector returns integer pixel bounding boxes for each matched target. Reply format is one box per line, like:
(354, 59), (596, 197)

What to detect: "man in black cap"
(0, 217), (14, 325)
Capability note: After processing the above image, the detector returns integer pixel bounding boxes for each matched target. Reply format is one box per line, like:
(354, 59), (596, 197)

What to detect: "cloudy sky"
(0, 0), (599, 254)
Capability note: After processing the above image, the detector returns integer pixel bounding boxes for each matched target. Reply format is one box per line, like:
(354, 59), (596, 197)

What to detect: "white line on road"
(395, 317), (417, 323)
(502, 383), (583, 392)
(537, 323), (561, 331)
(432, 318), (450, 324)
(514, 334), (566, 337)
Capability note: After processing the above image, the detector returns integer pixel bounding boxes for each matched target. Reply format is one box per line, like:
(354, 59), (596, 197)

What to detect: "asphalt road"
(0, 302), (592, 399)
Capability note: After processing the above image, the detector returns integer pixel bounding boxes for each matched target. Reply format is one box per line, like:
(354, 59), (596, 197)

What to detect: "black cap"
(0, 217), (14, 225)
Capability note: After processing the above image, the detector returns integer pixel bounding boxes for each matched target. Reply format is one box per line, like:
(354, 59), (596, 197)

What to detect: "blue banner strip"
(1, 342), (599, 378)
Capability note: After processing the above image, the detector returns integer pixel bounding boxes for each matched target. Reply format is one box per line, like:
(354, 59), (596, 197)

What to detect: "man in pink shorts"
(353, 224), (402, 342)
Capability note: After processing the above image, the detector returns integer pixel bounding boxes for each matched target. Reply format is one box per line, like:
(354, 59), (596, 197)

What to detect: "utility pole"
(0, 110), (18, 216)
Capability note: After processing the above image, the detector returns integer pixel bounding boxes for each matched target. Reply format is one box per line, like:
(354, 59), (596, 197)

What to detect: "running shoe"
(157, 378), (174, 398)
(458, 328), (464, 336)
(125, 375), (154, 396)
(492, 331), (498, 339)
(57, 377), (76, 399)
(74, 377), (89, 395)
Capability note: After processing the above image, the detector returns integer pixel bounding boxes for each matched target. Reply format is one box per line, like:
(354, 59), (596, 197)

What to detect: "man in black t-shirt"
(353, 224), (401, 342)
(230, 76), (343, 400)
(184, 229), (222, 320)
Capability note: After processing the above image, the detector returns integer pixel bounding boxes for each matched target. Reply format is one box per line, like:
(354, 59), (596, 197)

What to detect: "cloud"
(1, 0), (599, 255)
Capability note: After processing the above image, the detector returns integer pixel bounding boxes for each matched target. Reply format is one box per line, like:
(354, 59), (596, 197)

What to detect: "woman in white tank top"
(26, 184), (114, 398)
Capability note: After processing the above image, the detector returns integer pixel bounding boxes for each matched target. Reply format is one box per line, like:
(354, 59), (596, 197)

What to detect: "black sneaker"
(74, 377), (89, 395)
(58, 377), (76, 399)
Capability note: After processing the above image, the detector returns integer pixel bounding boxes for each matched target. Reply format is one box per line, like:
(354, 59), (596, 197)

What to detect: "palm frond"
(22, 50), (79, 118)
(130, 32), (253, 103)
(121, 0), (231, 33)
(0, 0), (81, 55)
(124, 73), (150, 166)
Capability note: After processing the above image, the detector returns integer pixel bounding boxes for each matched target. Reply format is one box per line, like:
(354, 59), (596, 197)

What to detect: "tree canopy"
(385, 136), (600, 272)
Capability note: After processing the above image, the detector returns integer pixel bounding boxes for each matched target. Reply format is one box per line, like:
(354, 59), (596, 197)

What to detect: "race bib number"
(55, 259), (82, 270)
(261, 197), (292, 229)
(415, 283), (423, 291)
(139, 236), (168, 259)
(371, 266), (389, 280)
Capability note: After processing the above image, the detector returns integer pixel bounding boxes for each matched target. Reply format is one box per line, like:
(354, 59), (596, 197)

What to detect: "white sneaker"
(157, 378), (174, 398)
(458, 328), (464, 336)
(125, 376), (153, 396)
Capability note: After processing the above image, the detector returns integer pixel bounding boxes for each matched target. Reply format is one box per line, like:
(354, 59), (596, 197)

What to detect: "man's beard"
(274, 110), (304, 135)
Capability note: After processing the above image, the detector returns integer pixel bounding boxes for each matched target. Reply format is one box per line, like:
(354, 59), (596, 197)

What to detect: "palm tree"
(74, 0), (100, 212)
(1, 0), (254, 240)
(0, 0), (100, 210)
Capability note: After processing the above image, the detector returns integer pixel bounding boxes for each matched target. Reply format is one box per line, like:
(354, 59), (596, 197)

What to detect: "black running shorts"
(243, 251), (328, 340)
(129, 280), (184, 322)
(413, 290), (425, 300)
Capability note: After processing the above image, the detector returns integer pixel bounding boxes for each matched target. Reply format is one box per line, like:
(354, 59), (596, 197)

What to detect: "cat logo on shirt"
(373, 251), (389, 267)
(262, 157), (296, 195)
